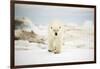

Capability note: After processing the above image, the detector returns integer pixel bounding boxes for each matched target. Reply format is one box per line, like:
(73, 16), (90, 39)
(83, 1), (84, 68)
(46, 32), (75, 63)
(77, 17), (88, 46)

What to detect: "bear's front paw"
(48, 50), (53, 52)
(54, 51), (60, 54)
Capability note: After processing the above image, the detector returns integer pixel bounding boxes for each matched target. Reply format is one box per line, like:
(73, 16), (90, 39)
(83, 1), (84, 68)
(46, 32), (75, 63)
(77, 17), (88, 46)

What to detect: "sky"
(15, 4), (94, 25)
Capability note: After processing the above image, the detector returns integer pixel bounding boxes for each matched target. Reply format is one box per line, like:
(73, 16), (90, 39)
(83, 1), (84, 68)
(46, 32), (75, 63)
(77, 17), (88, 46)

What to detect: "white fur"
(48, 20), (64, 54)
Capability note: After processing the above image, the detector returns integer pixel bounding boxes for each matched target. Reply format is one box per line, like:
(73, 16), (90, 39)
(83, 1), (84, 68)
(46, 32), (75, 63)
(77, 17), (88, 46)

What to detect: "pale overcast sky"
(15, 4), (94, 25)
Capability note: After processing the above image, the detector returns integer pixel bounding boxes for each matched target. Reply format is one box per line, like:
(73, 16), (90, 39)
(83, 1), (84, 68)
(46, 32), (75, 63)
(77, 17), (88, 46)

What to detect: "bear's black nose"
(55, 32), (57, 36)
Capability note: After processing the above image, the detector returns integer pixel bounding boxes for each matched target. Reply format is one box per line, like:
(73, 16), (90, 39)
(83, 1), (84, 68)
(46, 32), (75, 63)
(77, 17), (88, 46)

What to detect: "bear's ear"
(59, 26), (61, 29)
(51, 27), (52, 29)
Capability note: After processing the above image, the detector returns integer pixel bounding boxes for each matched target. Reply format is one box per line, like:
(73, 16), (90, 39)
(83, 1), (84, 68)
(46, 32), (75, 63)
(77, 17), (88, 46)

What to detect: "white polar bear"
(48, 20), (64, 54)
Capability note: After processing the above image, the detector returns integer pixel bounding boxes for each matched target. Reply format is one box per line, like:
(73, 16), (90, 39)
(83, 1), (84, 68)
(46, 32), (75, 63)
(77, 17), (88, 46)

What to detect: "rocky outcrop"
(15, 29), (45, 44)
(15, 17), (45, 44)
(15, 17), (32, 30)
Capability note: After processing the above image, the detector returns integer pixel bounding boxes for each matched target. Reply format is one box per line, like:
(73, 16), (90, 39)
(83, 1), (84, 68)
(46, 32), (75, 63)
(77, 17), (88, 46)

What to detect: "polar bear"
(48, 20), (64, 54)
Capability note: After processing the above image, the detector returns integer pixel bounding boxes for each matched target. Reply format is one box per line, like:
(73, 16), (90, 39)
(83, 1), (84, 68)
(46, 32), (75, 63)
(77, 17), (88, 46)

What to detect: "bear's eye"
(59, 26), (61, 29)
(51, 27), (52, 29)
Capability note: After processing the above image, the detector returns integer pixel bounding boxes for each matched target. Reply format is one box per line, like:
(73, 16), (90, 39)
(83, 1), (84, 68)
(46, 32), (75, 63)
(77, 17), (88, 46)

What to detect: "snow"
(15, 40), (94, 65)
(15, 22), (94, 65)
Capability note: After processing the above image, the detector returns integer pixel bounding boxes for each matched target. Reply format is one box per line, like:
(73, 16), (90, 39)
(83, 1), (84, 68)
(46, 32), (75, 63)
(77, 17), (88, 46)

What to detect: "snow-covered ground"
(15, 40), (94, 65)
(15, 23), (94, 65)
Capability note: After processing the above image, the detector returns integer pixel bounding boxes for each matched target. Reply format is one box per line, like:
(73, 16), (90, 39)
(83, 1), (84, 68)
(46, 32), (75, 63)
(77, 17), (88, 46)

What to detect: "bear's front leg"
(54, 42), (61, 54)
(48, 39), (54, 52)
